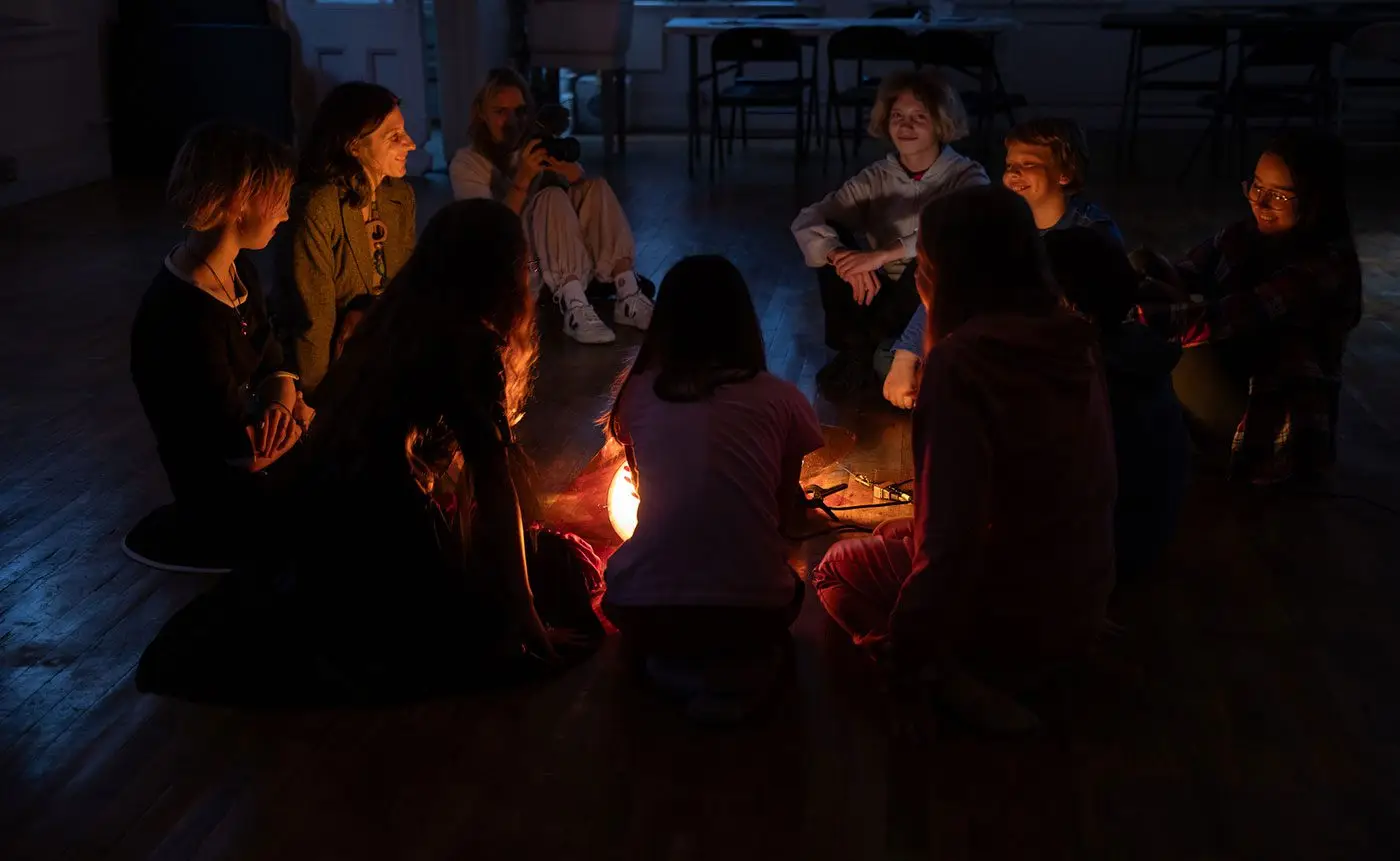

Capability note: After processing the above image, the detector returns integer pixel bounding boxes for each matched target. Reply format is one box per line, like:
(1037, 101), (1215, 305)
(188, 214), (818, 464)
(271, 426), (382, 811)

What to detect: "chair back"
(1239, 27), (1335, 69)
(870, 4), (923, 18)
(1139, 24), (1231, 50)
(711, 27), (804, 64)
(828, 26), (915, 62)
(1346, 21), (1400, 63)
(912, 29), (995, 75)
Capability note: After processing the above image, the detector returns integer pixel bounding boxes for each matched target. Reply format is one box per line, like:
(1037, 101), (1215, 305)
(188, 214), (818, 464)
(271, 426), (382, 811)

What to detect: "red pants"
(809, 518), (915, 648)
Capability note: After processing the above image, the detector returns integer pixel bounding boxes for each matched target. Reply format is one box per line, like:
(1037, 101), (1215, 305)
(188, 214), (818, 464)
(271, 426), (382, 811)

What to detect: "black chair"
(912, 30), (1025, 151)
(824, 26), (916, 168)
(730, 13), (821, 154)
(709, 27), (809, 179)
(870, 5), (924, 19)
(1336, 21), (1400, 142)
(1184, 27), (1336, 176)
(1116, 24), (1231, 176)
(860, 6), (924, 89)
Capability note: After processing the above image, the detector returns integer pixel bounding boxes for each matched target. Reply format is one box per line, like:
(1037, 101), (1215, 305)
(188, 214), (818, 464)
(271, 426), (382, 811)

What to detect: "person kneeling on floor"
(450, 67), (652, 345)
(601, 255), (825, 724)
(810, 186), (1118, 733)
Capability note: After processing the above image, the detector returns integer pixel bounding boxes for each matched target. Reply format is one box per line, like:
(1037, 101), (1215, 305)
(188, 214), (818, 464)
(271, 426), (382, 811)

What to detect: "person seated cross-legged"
(1131, 130), (1362, 486)
(791, 68), (988, 397)
(450, 67), (652, 345)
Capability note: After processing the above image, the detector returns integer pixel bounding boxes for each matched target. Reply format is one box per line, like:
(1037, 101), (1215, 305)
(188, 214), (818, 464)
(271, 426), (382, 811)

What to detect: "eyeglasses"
(1242, 180), (1296, 208)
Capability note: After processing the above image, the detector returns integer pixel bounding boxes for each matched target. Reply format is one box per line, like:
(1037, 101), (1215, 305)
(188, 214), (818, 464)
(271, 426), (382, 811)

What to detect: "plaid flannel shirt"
(1141, 221), (1362, 483)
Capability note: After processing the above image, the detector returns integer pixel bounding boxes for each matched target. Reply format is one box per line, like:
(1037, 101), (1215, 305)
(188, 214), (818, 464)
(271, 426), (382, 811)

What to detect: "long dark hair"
(1259, 130), (1354, 248)
(306, 199), (538, 500)
(918, 185), (1062, 341)
(605, 255), (766, 441)
(299, 81), (400, 208)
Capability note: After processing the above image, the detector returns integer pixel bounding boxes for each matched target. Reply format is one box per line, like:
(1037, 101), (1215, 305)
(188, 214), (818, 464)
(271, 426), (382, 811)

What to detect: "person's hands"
(333, 308), (368, 359)
(255, 403), (295, 457)
(291, 391), (316, 433)
(830, 248), (889, 280)
(846, 271), (881, 306)
(883, 350), (921, 410)
(513, 141), (553, 188)
(551, 160), (585, 184)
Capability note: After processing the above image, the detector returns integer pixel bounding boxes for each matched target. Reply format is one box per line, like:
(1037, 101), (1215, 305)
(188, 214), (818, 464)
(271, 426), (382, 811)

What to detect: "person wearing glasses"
(1131, 131), (1362, 485)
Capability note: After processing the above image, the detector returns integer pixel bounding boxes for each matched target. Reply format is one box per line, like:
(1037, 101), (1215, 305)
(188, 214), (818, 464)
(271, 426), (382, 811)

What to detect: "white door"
(275, 0), (431, 174)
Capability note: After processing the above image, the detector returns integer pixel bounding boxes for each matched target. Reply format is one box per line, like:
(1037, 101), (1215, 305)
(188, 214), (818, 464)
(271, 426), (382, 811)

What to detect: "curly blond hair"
(867, 68), (969, 145)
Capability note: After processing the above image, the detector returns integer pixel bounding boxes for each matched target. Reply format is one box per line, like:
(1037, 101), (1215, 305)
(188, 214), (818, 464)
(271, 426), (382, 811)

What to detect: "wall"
(0, 0), (117, 208)
(437, 0), (513, 156)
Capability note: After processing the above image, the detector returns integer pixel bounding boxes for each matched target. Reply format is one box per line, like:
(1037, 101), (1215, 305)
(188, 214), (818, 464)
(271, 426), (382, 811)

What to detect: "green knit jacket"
(274, 178), (416, 395)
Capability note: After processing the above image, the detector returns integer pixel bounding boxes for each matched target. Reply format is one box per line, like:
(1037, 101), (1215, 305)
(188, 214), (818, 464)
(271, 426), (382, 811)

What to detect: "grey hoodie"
(791, 147), (989, 280)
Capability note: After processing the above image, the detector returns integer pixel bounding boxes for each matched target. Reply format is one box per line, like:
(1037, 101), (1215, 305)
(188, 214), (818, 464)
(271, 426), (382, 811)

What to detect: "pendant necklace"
(196, 254), (249, 336)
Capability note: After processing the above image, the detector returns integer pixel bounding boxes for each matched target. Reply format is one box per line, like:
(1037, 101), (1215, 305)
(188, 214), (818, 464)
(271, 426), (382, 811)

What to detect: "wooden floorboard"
(2, 134), (1399, 859)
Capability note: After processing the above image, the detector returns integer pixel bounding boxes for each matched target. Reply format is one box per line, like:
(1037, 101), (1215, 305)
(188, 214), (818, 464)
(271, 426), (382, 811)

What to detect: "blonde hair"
(167, 122), (295, 232)
(867, 68), (969, 145)
(469, 67), (535, 152)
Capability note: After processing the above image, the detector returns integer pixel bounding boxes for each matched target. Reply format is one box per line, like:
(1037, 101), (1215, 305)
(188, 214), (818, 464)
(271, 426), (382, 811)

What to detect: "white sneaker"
(563, 302), (616, 344)
(614, 291), (654, 331)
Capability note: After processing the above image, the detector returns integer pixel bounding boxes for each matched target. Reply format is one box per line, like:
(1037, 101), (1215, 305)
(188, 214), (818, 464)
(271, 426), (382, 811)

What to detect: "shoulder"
(451, 147), (491, 168)
(381, 177), (416, 208)
(294, 182), (345, 226)
(940, 147), (991, 185)
(841, 160), (893, 194)
(135, 265), (185, 320)
(751, 371), (817, 414)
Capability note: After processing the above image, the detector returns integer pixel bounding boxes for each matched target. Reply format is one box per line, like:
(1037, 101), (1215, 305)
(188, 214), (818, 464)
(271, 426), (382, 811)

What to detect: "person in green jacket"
(277, 82), (418, 398)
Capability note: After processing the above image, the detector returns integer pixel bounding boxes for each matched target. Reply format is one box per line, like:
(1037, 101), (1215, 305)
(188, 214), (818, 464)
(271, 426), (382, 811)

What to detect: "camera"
(523, 103), (581, 163)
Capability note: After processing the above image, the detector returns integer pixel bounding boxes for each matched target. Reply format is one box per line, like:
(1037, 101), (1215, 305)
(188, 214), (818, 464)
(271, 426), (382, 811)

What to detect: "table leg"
(1116, 29), (1141, 175)
(688, 35), (699, 178)
(601, 69), (617, 163)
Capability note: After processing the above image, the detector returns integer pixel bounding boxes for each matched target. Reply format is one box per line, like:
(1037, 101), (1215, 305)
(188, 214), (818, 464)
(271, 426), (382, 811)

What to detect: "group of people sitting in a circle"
(126, 65), (1361, 725)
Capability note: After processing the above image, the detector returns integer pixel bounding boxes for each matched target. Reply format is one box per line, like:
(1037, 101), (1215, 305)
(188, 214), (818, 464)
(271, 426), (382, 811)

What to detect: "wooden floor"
(3, 135), (1400, 860)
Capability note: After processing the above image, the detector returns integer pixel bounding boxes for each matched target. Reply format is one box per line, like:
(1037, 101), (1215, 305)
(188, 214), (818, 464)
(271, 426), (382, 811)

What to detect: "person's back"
(605, 369), (820, 608)
(906, 309), (1116, 667)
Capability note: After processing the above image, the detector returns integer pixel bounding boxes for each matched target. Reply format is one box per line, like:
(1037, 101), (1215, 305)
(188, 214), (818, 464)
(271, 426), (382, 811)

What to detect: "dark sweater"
(131, 255), (291, 515)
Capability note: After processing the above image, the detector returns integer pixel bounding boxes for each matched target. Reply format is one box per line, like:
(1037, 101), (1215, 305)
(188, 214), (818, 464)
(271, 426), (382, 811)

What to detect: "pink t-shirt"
(604, 370), (825, 608)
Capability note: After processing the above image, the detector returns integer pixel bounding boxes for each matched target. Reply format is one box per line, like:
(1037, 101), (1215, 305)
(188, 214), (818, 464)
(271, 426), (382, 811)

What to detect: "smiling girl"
(276, 82), (418, 397)
(1134, 131), (1362, 484)
(791, 69), (988, 396)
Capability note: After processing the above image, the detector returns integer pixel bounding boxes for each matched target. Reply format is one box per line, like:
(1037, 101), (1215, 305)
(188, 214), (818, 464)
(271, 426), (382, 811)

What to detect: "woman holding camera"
(276, 82), (418, 398)
(450, 67), (651, 345)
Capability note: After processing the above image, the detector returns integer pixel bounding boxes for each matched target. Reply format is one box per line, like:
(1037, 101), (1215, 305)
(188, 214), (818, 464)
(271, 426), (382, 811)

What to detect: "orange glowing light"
(608, 463), (639, 541)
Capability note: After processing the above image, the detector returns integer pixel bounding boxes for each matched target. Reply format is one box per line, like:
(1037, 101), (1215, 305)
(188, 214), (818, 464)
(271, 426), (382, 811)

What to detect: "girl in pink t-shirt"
(601, 255), (825, 722)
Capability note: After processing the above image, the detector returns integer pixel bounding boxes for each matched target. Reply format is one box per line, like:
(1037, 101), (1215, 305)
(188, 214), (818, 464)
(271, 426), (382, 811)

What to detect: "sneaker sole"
(121, 534), (233, 575)
(564, 327), (617, 344)
(614, 315), (650, 331)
